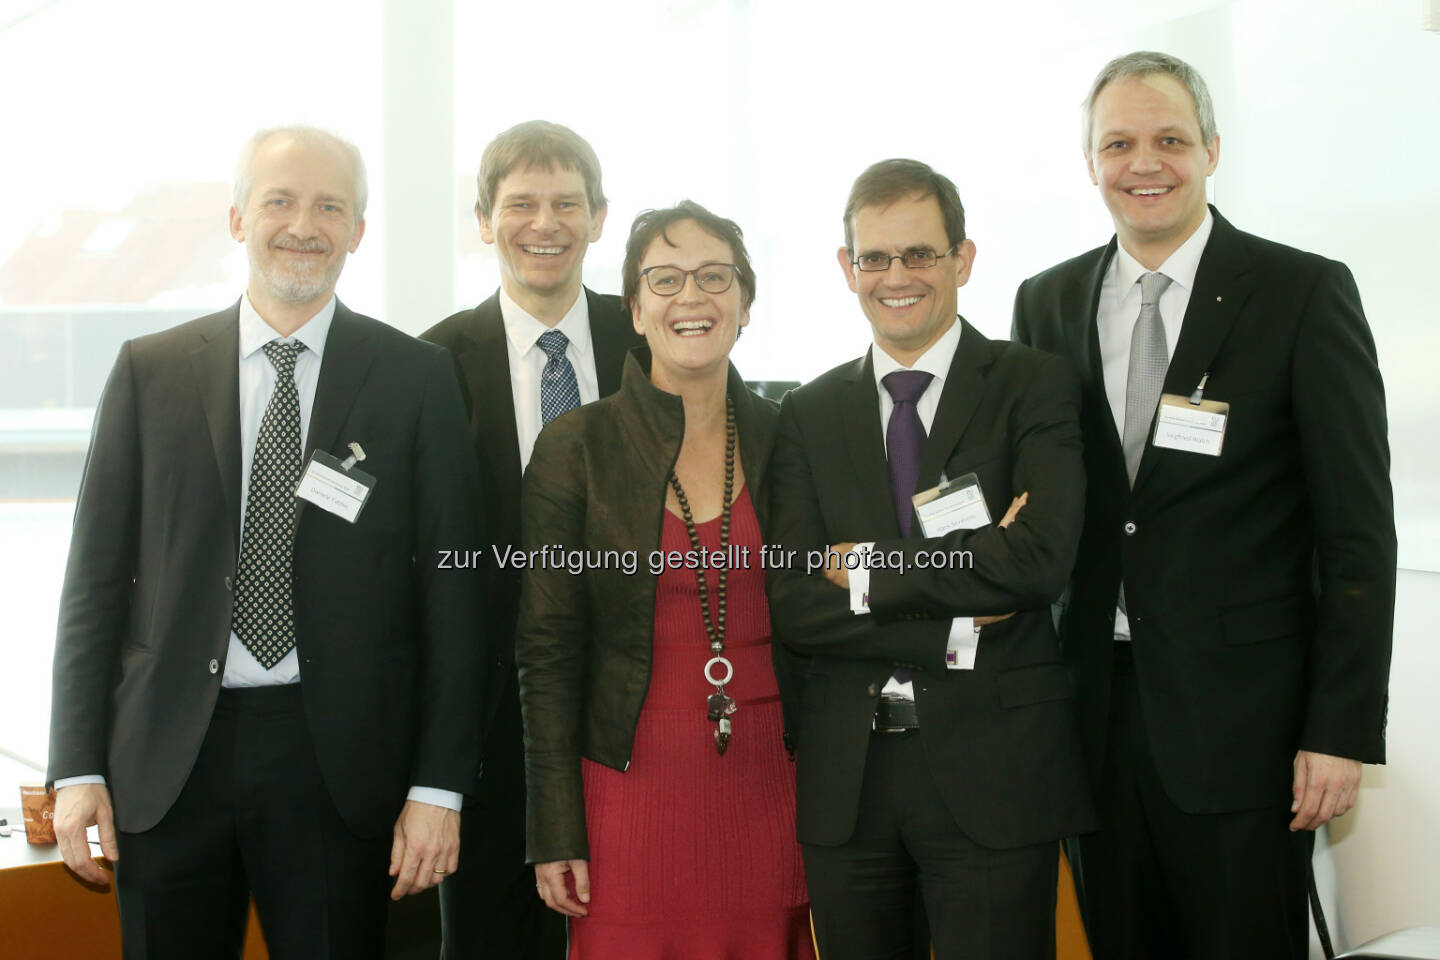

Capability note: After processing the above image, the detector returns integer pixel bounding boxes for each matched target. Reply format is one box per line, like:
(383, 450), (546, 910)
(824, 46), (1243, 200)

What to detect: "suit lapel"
(461, 294), (524, 508)
(842, 350), (902, 538)
(1132, 210), (1254, 493)
(305, 301), (375, 462)
(586, 287), (634, 398)
(190, 304), (243, 552)
(918, 318), (989, 488)
(1079, 241), (1130, 490)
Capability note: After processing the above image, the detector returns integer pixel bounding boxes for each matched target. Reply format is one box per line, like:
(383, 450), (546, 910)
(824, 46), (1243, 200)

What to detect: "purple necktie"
(882, 370), (933, 688)
(883, 369), (934, 537)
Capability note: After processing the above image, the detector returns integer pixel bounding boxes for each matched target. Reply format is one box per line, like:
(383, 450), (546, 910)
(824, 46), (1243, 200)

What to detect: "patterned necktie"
(883, 369), (934, 537)
(1122, 271), (1173, 485)
(232, 339), (307, 669)
(537, 329), (581, 425)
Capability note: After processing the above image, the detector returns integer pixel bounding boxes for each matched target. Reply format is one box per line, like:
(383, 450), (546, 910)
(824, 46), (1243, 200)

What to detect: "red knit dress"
(570, 486), (814, 960)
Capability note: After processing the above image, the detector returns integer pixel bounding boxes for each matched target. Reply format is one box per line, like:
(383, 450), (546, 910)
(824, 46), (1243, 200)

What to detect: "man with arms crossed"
(767, 159), (1094, 959)
(1012, 52), (1395, 959)
(421, 120), (640, 960)
(49, 126), (489, 959)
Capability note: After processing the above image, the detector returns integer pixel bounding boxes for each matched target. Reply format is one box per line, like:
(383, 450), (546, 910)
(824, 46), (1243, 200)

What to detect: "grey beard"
(250, 247), (343, 304)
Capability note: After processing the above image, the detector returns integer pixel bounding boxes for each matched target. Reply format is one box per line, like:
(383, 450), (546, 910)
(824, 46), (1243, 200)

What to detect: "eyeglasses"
(850, 246), (956, 272)
(640, 262), (738, 296)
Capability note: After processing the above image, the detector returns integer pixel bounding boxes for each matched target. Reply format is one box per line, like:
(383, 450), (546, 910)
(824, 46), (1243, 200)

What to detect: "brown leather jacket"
(515, 348), (796, 864)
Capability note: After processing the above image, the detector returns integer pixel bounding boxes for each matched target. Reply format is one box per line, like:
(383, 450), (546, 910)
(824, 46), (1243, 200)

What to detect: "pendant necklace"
(668, 393), (737, 756)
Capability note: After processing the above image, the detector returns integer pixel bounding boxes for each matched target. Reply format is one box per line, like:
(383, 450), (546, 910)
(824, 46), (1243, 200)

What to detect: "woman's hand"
(535, 859), (591, 917)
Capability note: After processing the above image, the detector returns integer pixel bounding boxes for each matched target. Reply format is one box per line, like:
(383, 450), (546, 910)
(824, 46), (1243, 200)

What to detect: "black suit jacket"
(420, 288), (641, 669)
(767, 319), (1096, 849)
(1012, 207), (1395, 814)
(48, 300), (490, 836)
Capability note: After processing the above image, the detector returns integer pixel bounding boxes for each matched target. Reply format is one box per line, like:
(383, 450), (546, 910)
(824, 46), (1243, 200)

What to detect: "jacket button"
(208, 659), (219, 675)
(867, 683), (879, 697)
(1123, 521), (1137, 536)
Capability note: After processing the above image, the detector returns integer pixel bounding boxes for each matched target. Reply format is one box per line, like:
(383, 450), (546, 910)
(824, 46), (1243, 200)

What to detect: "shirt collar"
(1113, 207), (1214, 302)
(871, 317), (963, 390)
(499, 286), (592, 358)
(238, 293), (336, 360)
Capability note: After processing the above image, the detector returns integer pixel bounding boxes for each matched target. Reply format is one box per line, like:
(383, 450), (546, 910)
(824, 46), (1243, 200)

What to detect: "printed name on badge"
(1151, 394), (1230, 457)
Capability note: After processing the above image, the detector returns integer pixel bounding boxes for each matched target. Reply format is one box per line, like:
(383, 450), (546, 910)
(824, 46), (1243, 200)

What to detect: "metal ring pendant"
(704, 656), (734, 687)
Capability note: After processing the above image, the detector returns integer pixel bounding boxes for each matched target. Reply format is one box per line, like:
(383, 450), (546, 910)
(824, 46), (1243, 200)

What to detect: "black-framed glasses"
(851, 246), (956, 272)
(640, 262), (738, 296)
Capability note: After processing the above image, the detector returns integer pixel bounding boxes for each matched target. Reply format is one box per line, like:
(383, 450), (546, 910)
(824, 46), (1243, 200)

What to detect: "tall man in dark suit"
(420, 120), (640, 960)
(48, 126), (490, 959)
(768, 159), (1095, 960)
(1012, 52), (1395, 959)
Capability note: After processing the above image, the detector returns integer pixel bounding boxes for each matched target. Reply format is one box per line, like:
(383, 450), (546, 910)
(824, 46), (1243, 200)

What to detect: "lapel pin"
(1216, 296), (1224, 302)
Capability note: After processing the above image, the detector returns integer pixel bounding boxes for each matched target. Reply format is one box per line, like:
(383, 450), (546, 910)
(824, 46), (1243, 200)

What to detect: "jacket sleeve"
(409, 346), (492, 795)
(49, 341), (141, 784)
(515, 422), (592, 863)
(1291, 260), (1395, 763)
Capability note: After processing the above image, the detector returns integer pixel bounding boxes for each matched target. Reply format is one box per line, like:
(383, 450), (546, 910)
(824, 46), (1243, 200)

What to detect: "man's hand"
(822, 542), (857, 589)
(389, 800), (460, 899)
(535, 859), (591, 918)
(1291, 750), (1362, 831)
(974, 493), (1028, 626)
(54, 783), (118, 886)
(998, 491), (1028, 529)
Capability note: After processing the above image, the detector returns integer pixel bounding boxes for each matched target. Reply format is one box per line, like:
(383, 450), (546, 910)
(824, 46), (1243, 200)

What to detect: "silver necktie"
(1121, 271), (1173, 485)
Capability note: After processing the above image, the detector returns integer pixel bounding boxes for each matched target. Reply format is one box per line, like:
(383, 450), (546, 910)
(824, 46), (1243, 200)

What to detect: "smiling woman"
(515, 203), (815, 958)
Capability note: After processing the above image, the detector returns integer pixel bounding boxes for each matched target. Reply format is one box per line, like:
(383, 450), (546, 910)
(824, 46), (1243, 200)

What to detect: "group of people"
(47, 49), (1394, 960)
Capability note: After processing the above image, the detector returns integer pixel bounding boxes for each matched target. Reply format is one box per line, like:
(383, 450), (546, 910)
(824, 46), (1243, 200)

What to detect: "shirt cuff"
(53, 775), (107, 790)
(406, 786), (463, 812)
(849, 542), (876, 614)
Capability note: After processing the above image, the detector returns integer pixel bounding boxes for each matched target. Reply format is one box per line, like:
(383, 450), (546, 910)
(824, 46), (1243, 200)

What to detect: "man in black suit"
(767, 159), (1094, 960)
(1012, 52), (1395, 959)
(48, 126), (489, 959)
(420, 120), (640, 960)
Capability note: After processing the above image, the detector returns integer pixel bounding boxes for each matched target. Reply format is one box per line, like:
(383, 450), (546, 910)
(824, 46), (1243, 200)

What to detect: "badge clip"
(340, 442), (367, 471)
(1188, 372), (1210, 406)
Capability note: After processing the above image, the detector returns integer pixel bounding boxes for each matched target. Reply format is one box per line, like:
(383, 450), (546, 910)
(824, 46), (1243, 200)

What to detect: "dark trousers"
(1071, 643), (1312, 960)
(439, 669), (565, 960)
(115, 685), (391, 960)
(804, 732), (1058, 960)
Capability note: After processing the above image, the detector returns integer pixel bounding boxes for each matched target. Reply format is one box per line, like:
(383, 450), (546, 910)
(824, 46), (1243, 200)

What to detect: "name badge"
(296, 443), (376, 523)
(1152, 394), (1229, 457)
(912, 472), (991, 538)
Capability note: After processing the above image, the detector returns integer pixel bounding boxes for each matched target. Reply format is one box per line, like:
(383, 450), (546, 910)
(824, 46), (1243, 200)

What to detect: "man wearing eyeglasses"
(767, 158), (1094, 959)
(420, 120), (640, 960)
(1012, 52), (1394, 959)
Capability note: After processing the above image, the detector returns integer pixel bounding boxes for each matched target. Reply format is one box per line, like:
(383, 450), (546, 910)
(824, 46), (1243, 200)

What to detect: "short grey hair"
(232, 125), (369, 219)
(1082, 51), (1218, 156)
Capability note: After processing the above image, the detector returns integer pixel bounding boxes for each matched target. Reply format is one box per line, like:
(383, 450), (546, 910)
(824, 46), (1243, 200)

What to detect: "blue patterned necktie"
(537, 329), (581, 425)
(232, 339), (306, 669)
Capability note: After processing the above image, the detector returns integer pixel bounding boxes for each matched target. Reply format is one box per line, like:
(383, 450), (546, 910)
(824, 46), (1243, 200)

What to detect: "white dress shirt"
(1098, 210), (1213, 639)
(499, 287), (600, 472)
(59, 294), (459, 810)
(848, 320), (977, 696)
